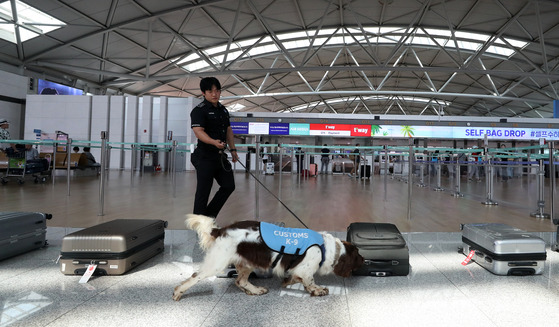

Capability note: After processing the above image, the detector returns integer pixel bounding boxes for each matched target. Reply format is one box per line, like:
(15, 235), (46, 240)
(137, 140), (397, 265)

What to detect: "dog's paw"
(172, 286), (183, 301)
(245, 287), (269, 296)
(310, 287), (329, 297)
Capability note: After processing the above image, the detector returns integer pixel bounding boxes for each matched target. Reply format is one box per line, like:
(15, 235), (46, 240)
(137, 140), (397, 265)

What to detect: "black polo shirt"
(191, 99), (231, 153)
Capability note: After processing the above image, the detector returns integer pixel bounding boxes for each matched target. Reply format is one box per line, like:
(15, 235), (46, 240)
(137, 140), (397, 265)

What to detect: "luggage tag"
(461, 250), (475, 266)
(79, 264), (97, 284)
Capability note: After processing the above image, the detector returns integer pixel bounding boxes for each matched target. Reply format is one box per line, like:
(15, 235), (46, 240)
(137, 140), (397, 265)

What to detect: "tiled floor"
(2, 227), (559, 327)
(2, 169), (559, 326)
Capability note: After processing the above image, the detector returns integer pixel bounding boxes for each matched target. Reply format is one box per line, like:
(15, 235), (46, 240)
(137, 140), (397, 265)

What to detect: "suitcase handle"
(364, 259), (400, 266)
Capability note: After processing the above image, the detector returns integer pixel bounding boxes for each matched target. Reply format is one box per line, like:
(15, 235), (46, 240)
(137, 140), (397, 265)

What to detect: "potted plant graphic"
(401, 125), (415, 137)
(371, 125), (382, 136)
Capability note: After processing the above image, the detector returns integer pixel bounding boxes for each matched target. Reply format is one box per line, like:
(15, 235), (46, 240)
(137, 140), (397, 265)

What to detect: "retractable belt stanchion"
(549, 141), (555, 222)
(482, 137), (498, 206)
(66, 138), (72, 196)
(279, 146), (283, 200)
(453, 152), (464, 197)
(171, 140), (177, 198)
(418, 153), (426, 187)
(552, 141), (559, 251)
(407, 139), (414, 220)
(434, 154), (443, 191)
(384, 145), (388, 201)
(530, 158), (549, 219)
(51, 142), (57, 185)
(98, 131), (107, 216)
(130, 144), (136, 186)
(106, 145), (111, 179)
(291, 147), (295, 176)
(255, 140), (260, 220)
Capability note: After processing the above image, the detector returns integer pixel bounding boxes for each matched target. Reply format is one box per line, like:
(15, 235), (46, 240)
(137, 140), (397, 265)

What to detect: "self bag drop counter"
(461, 223), (546, 276)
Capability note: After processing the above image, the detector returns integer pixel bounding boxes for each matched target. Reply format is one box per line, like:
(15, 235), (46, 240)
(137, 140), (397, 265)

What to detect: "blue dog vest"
(259, 222), (325, 267)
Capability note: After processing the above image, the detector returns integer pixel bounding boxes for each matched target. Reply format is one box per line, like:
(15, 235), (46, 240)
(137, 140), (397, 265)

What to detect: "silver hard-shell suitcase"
(0, 212), (52, 261)
(461, 223), (546, 275)
(59, 219), (166, 275)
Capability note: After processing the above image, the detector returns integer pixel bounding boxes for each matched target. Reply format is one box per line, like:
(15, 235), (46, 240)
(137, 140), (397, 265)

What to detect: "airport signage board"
(232, 121), (559, 140)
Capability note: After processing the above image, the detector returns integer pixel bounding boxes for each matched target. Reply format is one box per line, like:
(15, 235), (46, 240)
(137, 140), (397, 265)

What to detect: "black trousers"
(191, 150), (235, 218)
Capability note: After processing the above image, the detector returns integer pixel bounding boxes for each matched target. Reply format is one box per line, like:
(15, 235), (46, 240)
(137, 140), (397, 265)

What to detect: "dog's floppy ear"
(333, 241), (364, 278)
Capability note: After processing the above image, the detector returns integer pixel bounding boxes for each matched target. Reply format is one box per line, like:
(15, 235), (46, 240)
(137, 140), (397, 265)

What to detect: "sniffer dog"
(172, 214), (363, 301)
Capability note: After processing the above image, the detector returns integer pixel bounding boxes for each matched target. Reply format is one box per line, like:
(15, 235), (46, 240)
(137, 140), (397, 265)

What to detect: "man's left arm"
(225, 126), (239, 162)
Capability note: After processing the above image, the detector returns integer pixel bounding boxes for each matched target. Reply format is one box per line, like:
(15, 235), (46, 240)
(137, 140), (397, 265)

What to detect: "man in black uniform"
(190, 77), (239, 219)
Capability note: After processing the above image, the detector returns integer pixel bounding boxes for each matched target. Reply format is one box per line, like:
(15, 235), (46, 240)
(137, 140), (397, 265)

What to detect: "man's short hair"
(200, 77), (221, 93)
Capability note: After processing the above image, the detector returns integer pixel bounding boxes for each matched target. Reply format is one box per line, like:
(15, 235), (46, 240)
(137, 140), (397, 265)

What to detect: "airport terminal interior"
(2, 154), (559, 326)
(3, 0), (559, 326)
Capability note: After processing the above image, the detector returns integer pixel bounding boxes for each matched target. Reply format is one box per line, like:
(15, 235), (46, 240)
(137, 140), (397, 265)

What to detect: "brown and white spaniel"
(172, 214), (363, 301)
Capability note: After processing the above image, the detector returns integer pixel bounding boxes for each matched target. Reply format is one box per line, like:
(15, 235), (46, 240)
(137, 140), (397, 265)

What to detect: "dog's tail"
(185, 214), (217, 251)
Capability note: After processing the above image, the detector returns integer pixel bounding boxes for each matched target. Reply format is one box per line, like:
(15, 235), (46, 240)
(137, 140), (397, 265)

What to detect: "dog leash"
(227, 148), (309, 229)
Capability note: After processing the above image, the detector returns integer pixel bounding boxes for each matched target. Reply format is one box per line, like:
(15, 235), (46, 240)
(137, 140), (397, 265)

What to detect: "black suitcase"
(0, 212), (52, 261)
(360, 165), (371, 178)
(25, 159), (49, 174)
(347, 222), (410, 276)
(59, 219), (167, 275)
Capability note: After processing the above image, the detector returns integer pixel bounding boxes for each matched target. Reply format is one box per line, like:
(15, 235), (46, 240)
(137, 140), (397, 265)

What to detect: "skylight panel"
(454, 31), (488, 42)
(317, 28), (337, 36)
(424, 28), (452, 37)
(283, 39), (310, 50)
(503, 38), (528, 49)
(175, 26), (528, 73)
(487, 45), (515, 57)
(0, 0), (65, 43)
(175, 53), (200, 66)
(248, 43), (278, 57)
(379, 27), (405, 34)
(205, 45), (228, 55)
(182, 60), (210, 72)
(237, 38), (259, 48)
(278, 31), (308, 40)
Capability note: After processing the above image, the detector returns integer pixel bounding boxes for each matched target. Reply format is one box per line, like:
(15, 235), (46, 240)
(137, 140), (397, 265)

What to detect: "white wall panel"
(90, 96), (109, 162)
(109, 96), (125, 169)
(124, 96), (138, 170)
(24, 95), (91, 142)
(24, 94), (200, 170)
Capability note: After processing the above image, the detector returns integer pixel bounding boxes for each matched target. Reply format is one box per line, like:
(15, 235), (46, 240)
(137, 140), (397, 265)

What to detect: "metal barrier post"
(550, 141), (555, 221)
(51, 142), (57, 185)
(130, 144), (136, 186)
(106, 145), (111, 176)
(291, 148), (295, 175)
(530, 159), (549, 218)
(434, 154), (443, 191)
(171, 140), (177, 198)
(453, 153), (464, 197)
(418, 156), (426, 187)
(140, 148), (145, 177)
(255, 139), (260, 220)
(383, 145), (388, 201)
(482, 143), (498, 205)
(66, 138), (72, 196)
(279, 146), (283, 200)
(98, 131), (107, 216)
(407, 139), (413, 220)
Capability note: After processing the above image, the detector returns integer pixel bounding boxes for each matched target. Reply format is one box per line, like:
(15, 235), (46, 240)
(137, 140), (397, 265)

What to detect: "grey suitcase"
(461, 223), (546, 276)
(0, 212), (52, 261)
(59, 219), (166, 275)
